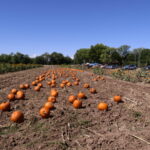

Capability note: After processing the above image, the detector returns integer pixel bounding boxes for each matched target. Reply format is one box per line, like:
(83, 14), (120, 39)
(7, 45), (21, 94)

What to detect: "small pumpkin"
(10, 111), (24, 123)
(60, 83), (65, 88)
(38, 83), (43, 88)
(19, 84), (25, 89)
(48, 96), (56, 103)
(73, 81), (79, 85)
(24, 84), (30, 89)
(77, 92), (86, 99)
(0, 102), (10, 111)
(51, 83), (56, 87)
(32, 81), (36, 86)
(11, 89), (17, 94)
(97, 102), (108, 110)
(89, 88), (97, 94)
(7, 93), (15, 101)
(39, 107), (50, 118)
(50, 89), (58, 97)
(44, 102), (54, 110)
(67, 82), (72, 87)
(15, 91), (25, 99)
(83, 83), (90, 88)
(113, 96), (122, 102)
(34, 86), (40, 91)
(68, 95), (77, 103)
(73, 100), (82, 108)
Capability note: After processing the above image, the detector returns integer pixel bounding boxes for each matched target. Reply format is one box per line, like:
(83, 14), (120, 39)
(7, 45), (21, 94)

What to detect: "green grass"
(0, 63), (42, 74)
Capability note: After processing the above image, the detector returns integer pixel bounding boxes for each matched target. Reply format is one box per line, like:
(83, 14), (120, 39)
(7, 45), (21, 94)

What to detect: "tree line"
(74, 44), (150, 66)
(0, 43), (150, 66)
(0, 52), (72, 65)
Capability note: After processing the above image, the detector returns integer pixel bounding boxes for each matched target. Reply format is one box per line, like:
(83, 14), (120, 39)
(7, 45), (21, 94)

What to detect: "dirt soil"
(0, 66), (150, 150)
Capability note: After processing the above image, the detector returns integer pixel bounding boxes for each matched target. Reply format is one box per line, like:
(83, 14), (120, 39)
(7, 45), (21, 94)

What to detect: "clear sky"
(0, 0), (150, 57)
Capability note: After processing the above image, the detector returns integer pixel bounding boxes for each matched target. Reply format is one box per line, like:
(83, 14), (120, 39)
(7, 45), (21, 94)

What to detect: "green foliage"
(74, 48), (90, 64)
(0, 63), (42, 74)
(73, 43), (150, 67)
(93, 68), (105, 75)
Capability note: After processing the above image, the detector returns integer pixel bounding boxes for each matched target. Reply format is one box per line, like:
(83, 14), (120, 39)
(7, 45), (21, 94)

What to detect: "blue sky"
(0, 0), (150, 57)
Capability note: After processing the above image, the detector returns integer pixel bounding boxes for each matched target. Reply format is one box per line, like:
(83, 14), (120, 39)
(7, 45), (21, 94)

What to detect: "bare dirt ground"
(0, 66), (150, 150)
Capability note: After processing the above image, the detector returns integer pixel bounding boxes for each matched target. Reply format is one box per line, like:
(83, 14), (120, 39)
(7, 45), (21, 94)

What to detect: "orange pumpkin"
(11, 89), (17, 94)
(19, 84), (25, 89)
(83, 83), (90, 88)
(77, 92), (86, 99)
(50, 83), (56, 87)
(68, 95), (77, 103)
(0, 102), (10, 111)
(10, 111), (24, 123)
(44, 102), (54, 110)
(73, 81), (79, 85)
(47, 96), (56, 103)
(73, 100), (82, 108)
(60, 83), (65, 88)
(32, 81), (36, 86)
(15, 91), (25, 99)
(34, 86), (40, 91)
(51, 80), (56, 84)
(89, 88), (97, 94)
(50, 89), (58, 97)
(113, 96), (122, 102)
(39, 107), (50, 118)
(38, 83), (43, 88)
(67, 82), (72, 87)
(97, 102), (108, 110)
(24, 84), (30, 89)
(7, 93), (15, 101)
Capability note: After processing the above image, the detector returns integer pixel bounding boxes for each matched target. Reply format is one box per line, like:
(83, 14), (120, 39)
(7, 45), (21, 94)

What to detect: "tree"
(89, 44), (108, 63)
(117, 45), (130, 65)
(74, 48), (90, 64)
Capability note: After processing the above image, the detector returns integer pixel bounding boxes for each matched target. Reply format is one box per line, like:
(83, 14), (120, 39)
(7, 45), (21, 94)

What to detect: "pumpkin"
(73, 81), (79, 85)
(89, 88), (97, 94)
(7, 93), (15, 101)
(76, 78), (80, 82)
(48, 96), (56, 103)
(77, 92), (86, 99)
(97, 102), (108, 110)
(38, 83), (43, 88)
(15, 91), (25, 99)
(73, 100), (82, 108)
(19, 84), (25, 89)
(51, 80), (56, 84)
(68, 95), (77, 103)
(11, 89), (17, 94)
(39, 107), (50, 118)
(83, 83), (90, 88)
(32, 81), (36, 86)
(60, 83), (65, 88)
(67, 82), (72, 87)
(51, 83), (56, 87)
(113, 96), (122, 102)
(24, 84), (30, 89)
(47, 81), (52, 85)
(10, 111), (24, 123)
(50, 89), (58, 97)
(34, 86), (40, 91)
(44, 102), (54, 110)
(0, 102), (10, 111)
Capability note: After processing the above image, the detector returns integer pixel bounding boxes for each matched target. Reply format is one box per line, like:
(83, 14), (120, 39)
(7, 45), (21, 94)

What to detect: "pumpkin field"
(0, 66), (150, 150)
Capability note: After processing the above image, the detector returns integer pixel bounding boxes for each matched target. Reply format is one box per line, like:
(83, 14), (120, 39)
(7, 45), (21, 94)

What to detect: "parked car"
(144, 65), (150, 70)
(122, 65), (137, 70)
(105, 64), (119, 69)
(88, 63), (100, 67)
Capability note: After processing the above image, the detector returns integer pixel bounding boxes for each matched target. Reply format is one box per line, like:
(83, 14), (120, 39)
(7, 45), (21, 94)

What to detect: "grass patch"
(0, 124), (18, 135)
